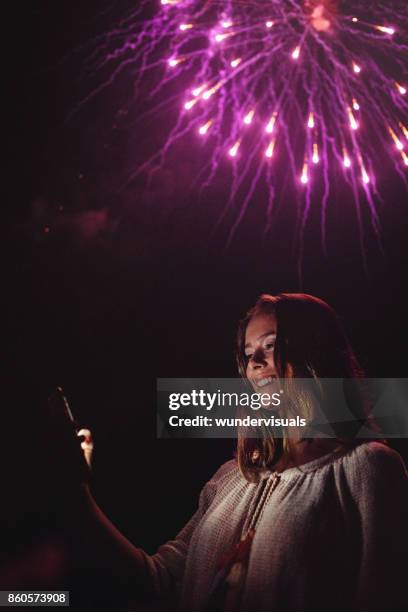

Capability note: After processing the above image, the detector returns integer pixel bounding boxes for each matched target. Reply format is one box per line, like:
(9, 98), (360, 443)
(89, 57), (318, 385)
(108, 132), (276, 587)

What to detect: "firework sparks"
(265, 139), (276, 158)
(83, 0), (408, 244)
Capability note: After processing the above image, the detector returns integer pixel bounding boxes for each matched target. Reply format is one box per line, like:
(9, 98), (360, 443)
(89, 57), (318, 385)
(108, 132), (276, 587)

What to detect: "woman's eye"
(265, 343), (275, 350)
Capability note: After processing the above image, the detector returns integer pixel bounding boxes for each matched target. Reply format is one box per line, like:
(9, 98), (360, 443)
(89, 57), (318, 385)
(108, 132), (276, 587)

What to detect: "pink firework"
(81, 0), (408, 245)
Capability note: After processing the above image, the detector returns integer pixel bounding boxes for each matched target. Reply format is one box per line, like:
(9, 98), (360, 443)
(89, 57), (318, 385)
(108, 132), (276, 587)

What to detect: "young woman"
(72, 294), (408, 612)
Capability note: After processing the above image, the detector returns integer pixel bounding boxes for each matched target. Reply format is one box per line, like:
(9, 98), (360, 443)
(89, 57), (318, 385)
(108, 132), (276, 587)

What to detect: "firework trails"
(85, 1), (408, 240)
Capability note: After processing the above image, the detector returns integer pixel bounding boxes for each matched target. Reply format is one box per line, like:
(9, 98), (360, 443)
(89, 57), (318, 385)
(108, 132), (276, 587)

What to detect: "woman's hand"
(45, 388), (93, 488)
(77, 428), (94, 468)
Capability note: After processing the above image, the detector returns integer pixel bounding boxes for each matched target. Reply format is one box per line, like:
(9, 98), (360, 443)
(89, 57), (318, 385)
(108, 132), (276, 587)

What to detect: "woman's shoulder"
(338, 441), (408, 495)
(343, 441), (407, 473)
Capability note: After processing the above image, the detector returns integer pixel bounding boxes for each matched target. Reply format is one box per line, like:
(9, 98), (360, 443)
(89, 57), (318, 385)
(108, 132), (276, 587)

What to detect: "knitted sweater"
(144, 442), (408, 611)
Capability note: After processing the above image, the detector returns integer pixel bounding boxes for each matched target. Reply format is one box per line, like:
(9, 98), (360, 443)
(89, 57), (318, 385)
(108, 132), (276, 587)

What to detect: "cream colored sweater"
(144, 442), (408, 611)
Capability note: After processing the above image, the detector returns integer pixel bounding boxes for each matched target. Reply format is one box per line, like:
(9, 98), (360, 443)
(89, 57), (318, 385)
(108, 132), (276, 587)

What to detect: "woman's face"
(244, 313), (278, 392)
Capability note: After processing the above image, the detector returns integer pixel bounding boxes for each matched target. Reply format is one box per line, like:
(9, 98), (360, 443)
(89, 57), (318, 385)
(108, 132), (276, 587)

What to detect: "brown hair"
(236, 293), (381, 481)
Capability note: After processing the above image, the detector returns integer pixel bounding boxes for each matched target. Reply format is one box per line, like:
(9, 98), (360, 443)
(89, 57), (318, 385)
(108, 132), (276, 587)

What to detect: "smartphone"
(48, 386), (93, 476)
(48, 386), (78, 427)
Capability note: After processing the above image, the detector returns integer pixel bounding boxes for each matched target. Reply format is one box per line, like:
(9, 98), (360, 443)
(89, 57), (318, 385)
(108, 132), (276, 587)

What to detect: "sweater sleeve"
(344, 443), (408, 612)
(141, 460), (237, 600)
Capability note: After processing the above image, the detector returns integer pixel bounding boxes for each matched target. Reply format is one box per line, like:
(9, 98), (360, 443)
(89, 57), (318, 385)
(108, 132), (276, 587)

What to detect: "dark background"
(3, 1), (408, 606)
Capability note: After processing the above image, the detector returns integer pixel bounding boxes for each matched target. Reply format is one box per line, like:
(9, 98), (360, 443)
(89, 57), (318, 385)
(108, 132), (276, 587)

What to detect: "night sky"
(3, 0), (408, 591)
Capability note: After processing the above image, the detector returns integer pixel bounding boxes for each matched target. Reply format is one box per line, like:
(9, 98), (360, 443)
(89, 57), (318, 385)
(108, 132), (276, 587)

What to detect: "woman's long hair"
(236, 293), (382, 481)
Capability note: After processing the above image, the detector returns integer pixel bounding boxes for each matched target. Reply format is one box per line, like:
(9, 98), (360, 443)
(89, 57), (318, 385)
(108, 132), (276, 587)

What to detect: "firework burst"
(81, 1), (408, 247)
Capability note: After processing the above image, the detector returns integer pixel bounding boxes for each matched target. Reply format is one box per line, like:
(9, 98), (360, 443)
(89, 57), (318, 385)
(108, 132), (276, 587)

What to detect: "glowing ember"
(312, 143), (320, 164)
(292, 45), (301, 60)
(244, 109), (255, 125)
(301, 161), (309, 184)
(199, 120), (212, 136)
(229, 141), (240, 157)
(265, 113), (277, 134)
(265, 140), (276, 158)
